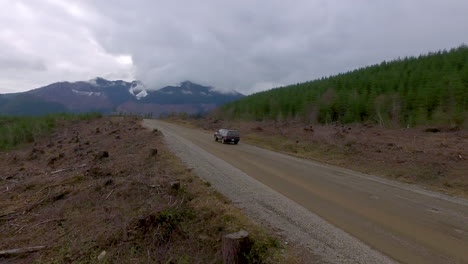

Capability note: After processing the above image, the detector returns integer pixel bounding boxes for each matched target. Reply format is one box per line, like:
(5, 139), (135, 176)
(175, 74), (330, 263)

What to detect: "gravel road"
(143, 119), (468, 264)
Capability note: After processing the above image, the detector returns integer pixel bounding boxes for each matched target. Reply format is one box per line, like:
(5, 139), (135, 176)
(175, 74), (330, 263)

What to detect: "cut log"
(222, 230), (251, 264)
(0, 246), (46, 256)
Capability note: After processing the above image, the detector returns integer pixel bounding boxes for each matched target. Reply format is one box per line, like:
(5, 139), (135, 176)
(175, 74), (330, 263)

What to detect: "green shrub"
(244, 237), (282, 264)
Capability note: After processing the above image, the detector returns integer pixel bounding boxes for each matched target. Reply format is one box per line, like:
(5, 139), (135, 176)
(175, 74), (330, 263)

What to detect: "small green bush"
(244, 237), (282, 264)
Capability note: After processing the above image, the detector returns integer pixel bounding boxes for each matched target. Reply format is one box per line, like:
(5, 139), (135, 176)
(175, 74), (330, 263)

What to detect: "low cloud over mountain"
(0, 78), (244, 116)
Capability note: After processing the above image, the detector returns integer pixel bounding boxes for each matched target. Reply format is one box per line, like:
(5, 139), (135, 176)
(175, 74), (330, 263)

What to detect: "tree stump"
(222, 230), (251, 264)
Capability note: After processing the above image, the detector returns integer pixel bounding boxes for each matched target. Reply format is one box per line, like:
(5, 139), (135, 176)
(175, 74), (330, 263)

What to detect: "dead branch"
(105, 189), (114, 200)
(35, 179), (77, 195)
(31, 218), (66, 228)
(51, 168), (72, 174)
(15, 218), (66, 234)
(0, 211), (17, 219)
(178, 195), (186, 207)
(50, 163), (86, 175)
(0, 246), (46, 256)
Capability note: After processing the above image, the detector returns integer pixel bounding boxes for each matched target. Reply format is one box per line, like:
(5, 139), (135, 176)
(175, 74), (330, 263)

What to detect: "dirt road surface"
(143, 120), (468, 264)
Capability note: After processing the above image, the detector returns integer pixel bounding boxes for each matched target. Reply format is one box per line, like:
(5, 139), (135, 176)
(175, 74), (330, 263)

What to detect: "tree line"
(218, 45), (468, 127)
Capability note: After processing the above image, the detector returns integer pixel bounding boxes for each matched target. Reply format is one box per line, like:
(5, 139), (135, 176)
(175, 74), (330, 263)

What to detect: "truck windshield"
(227, 131), (239, 136)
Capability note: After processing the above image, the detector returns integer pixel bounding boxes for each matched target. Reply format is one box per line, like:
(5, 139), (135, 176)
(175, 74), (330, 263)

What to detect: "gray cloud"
(0, 0), (467, 94)
(0, 0), (134, 92)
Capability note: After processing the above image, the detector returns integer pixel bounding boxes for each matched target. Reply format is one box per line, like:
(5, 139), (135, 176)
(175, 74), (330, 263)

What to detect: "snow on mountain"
(129, 81), (148, 100)
(88, 78), (99, 87)
(1, 78), (244, 116)
(135, 89), (148, 99)
(72, 89), (103, 97)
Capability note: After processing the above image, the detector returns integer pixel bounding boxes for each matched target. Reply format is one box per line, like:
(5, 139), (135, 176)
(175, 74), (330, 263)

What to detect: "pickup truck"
(214, 129), (240, 144)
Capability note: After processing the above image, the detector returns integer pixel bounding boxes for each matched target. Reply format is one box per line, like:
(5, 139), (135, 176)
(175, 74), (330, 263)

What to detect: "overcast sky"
(0, 0), (467, 94)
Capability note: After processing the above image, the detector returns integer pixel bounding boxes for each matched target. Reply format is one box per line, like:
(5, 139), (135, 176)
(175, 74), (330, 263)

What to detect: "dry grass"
(0, 116), (302, 263)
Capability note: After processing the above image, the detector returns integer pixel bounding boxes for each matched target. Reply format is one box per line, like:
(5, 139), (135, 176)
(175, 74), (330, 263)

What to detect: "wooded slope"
(219, 45), (468, 127)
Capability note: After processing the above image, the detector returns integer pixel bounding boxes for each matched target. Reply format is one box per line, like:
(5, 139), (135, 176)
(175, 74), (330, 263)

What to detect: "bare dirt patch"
(0, 116), (301, 263)
(177, 118), (468, 198)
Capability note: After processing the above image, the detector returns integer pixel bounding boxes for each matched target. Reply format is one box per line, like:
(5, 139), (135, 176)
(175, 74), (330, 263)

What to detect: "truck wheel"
(214, 137), (218, 142)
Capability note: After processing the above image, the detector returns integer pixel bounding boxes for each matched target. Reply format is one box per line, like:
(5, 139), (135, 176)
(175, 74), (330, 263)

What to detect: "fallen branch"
(0, 211), (17, 219)
(178, 194), (186, 207)
(0, 246), (46, 256)
(50, 164), (86, 175)
(51, 168), (72, 174)
(35, 179), (77, 195)
(105, 190), (114, 200)
(32, 218), (66, 228)
(15, 218), (65, 234)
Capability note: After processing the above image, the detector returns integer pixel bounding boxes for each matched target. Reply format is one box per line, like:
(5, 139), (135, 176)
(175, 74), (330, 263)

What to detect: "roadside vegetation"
(0, 112), (101, 151)
(0, 116), (300, 263)
(218, 45), (468, 128)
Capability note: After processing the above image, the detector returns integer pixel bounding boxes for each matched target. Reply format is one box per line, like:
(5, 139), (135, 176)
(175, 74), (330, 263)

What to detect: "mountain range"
(0, 78), (244, 116)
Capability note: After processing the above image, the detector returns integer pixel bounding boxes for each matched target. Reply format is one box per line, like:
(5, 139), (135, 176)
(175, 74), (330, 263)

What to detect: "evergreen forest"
(218, 45), (468, 127)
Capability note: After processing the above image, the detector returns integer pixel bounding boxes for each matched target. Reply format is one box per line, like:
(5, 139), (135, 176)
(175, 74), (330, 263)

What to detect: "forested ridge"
(219, 45), (468, 127)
